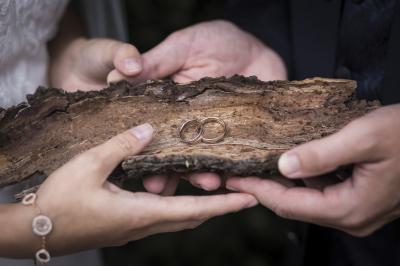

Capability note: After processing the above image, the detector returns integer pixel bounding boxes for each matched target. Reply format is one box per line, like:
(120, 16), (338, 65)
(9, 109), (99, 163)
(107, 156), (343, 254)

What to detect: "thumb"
(86, 123), (154, 182)
(139, 32), (189, 80)
(81, 39), (142, 79)
(112, 42), (143, 76)
(278, 120), (372, 178)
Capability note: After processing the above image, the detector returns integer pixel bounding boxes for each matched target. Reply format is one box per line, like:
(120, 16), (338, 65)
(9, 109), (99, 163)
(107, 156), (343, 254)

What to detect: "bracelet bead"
(32, 215), (53, 236)
(35, 249), (51, 264)
(21, 192), (52, 265)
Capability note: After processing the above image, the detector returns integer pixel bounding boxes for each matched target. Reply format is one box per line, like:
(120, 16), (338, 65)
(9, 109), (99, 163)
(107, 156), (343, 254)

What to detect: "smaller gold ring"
(178, 119), (203, 144)
(200, 117), (227, 144)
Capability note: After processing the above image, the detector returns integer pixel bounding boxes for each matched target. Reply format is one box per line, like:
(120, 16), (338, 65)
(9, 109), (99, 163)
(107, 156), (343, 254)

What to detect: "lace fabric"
(0, 0), (69, 108)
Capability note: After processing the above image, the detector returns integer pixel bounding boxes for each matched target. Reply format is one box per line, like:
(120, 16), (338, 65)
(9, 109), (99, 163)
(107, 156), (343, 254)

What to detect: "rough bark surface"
(0, 76), (379, 188)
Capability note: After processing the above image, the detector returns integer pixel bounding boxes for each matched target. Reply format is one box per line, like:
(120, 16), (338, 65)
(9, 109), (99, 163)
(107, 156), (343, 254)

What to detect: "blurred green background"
(103, 1), (291, 265)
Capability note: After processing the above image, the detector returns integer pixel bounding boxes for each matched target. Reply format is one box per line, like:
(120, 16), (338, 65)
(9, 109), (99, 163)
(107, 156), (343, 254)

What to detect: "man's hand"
(138, 20), (287, 83)
(49, 38), (143, 91)
(226, 104), (400, 237)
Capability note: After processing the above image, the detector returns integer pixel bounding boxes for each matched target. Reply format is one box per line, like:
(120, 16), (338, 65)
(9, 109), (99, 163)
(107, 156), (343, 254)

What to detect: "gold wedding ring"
(178, 119), (203, 144)
(200, 117), (227, 144)
(178, 117), (227, 144)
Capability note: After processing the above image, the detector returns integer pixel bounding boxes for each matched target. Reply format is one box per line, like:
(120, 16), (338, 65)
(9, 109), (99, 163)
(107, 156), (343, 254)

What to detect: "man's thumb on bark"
(278, 122), (368, 178)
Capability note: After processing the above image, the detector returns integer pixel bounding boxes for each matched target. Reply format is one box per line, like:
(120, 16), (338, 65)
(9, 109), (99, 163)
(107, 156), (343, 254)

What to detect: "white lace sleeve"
(0, 0), (69, 108)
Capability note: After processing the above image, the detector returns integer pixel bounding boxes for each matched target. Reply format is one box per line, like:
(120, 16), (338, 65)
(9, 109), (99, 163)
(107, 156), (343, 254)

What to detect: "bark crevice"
(0, 76), (379, 188)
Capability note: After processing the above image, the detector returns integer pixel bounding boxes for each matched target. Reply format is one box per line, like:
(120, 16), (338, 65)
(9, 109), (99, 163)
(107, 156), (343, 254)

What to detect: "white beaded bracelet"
(22, 193), (53, 265)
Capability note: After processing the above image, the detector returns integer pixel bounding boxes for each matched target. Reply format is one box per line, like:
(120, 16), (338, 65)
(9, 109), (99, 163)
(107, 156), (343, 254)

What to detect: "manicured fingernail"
(226, 185), (239, 192)
(201, 184), (214, 192)
(190, 181), (210, 191)
(124, 58), (142, 74)
(130, 123), (154, 140)
(278, 153), (301, 176)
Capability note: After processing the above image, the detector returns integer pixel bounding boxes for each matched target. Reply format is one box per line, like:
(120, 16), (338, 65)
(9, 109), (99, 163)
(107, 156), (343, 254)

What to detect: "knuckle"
(118, 43), (139, 56)
(104, 39), (122, 51)
(302, 147), (324, 172)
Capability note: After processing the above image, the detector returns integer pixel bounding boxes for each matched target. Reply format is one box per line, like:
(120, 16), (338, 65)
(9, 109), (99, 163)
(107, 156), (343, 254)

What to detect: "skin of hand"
(138, 20), (287, 83)
(49, 37), (143, 91)
(142, 20), (287, 194)
(226, 104), (400, 237)
(47, 7), (183, 199)
(48, 6), (142, 91)
(0, 124), (257, 258)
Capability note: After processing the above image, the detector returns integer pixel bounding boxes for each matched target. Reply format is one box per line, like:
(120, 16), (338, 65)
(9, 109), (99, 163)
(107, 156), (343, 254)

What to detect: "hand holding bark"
(227, 104), (400, 236)
(49, 38), (143, 91)
(141, 20), (287, 194)
(0, 124), (256, 258)
(139, 20), (287, 83)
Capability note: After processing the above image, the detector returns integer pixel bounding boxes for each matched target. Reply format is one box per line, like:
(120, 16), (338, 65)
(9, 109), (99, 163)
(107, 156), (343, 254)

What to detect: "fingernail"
(279, 153), (301, 176)
(201, 185), (214, 192)
(226, 185), (239, 192)
(191, 181), (210, 191)
(191, 181), (202, 189)
(130, 123), (154, 141)
(124, 58), (142, 74)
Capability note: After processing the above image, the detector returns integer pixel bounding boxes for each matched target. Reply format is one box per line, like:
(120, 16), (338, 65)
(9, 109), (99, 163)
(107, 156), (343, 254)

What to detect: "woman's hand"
(49, 37), (143, 91)
(226, 104), (400, 237)
(48, 6), (142, 91)
(0, 123), (256, 258)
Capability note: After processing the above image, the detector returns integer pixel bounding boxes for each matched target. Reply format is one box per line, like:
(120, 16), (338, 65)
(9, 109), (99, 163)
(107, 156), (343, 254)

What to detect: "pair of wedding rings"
(178, 117), (227, 144)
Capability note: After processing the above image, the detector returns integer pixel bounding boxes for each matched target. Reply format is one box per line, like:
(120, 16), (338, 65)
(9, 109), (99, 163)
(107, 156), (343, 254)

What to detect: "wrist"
(0, 203), (38, 258)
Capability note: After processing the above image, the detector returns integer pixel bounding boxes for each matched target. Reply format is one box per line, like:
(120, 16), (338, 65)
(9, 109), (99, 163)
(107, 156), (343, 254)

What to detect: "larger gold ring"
(200, 117), (227, 144)
(178, 119), (203, 144)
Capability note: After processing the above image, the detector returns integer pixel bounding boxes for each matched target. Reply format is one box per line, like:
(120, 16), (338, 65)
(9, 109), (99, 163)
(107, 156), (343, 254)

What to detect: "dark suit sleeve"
(381, 0), (400, 105)
(225, 0), (292, 77)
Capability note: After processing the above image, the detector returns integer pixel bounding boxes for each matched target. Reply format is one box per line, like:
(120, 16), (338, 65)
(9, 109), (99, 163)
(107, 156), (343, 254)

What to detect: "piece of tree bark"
(0, 76), (379, 188)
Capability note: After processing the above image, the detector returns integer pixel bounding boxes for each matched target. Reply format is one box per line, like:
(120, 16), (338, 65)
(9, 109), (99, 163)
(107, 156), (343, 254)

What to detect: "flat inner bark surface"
(0, 76), (378, 188)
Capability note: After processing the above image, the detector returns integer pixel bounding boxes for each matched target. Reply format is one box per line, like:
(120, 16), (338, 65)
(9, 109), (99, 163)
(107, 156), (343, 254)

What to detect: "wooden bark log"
(0, 76), (379, 188)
